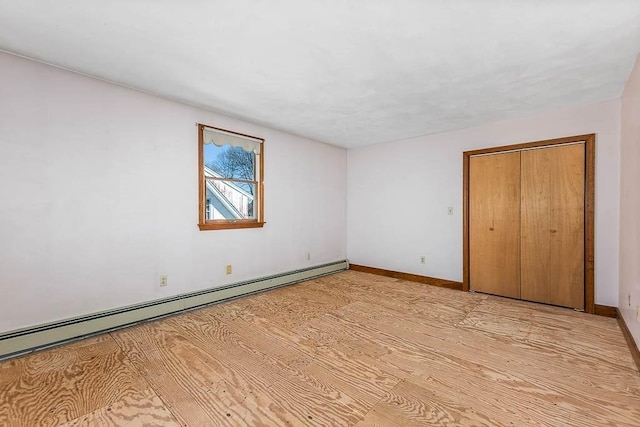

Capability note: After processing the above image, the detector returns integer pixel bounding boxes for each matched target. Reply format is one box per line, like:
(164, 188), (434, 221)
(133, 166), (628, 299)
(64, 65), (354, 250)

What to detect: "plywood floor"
(1, 270), (639, 426)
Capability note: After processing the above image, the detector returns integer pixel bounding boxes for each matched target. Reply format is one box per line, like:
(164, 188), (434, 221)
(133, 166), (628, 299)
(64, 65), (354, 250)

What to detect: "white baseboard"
(0, 260), (348, 360)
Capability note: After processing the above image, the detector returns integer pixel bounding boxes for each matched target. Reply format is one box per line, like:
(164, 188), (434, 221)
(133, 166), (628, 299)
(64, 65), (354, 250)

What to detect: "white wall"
(348, 100), (621, 306)
(0, 51), (347, 333)
(620, 53), (640, 344)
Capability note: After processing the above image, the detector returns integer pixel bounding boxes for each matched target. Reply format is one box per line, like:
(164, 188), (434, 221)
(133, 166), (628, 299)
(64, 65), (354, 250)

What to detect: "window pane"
(203, 143), (255, 180)
(204, 179), (256, 220)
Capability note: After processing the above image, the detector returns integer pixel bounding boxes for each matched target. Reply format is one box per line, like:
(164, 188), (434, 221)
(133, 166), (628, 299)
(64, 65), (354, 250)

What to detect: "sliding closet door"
(469, 152), (521, 298)
(520, 144), (585, 309)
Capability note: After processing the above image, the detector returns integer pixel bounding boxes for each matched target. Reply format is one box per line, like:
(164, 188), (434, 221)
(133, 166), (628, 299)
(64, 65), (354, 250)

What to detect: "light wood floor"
(1, 270), (639, 426)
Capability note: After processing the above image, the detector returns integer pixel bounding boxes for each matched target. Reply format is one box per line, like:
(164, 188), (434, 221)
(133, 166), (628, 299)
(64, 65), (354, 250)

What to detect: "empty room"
(1, 1), (640, 426)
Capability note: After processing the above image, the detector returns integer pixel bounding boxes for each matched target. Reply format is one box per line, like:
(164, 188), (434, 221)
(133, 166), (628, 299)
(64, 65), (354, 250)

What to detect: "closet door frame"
(462, 134), (595, 313)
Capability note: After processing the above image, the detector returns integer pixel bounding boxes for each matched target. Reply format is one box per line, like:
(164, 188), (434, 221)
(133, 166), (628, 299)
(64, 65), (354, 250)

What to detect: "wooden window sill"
(198, 221), (265, 231)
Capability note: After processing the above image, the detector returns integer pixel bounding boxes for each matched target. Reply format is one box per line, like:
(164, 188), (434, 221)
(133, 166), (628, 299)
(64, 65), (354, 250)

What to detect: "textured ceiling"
(0, 1), (639, 147)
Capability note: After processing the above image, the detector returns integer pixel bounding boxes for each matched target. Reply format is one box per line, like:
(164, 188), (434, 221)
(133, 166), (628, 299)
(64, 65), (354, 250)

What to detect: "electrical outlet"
(629, 294), (632, 307)
(420, 256), (426, 264)
(307, 252), (311, 261)
(226, 264), (232, 275)
(160, 275), (168, 287)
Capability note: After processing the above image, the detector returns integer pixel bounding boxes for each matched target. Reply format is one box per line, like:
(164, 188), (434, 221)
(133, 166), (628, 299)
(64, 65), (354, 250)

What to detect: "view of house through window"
(198, 124), (264, 230)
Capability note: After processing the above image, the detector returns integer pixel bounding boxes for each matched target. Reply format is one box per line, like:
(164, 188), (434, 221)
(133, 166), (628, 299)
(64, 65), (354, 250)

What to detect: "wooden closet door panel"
(469, 152), (521, 298)
(521, 144), (585, 309)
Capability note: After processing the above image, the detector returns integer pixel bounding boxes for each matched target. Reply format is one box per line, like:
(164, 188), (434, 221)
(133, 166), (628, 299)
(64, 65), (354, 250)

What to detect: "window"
(198, 124), (264, 230)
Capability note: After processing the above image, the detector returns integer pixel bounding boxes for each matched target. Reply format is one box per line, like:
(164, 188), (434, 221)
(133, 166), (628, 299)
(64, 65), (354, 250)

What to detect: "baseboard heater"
(0, 260), (348, 361)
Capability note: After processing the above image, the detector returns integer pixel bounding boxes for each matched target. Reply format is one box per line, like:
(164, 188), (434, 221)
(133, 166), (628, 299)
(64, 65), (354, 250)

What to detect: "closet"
(463, 135), (595, 312)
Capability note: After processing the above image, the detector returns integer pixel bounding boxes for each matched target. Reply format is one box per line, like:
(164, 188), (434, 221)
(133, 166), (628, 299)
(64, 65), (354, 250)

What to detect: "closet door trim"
(462, 134), (595, 313)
